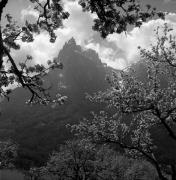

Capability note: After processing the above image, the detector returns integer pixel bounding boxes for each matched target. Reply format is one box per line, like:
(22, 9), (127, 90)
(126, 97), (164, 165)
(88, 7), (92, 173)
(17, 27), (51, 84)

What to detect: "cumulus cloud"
(13, 1), (176, 70)
(84, 14), (176, 69)
(21, 5), (39, 21)
(14, 0), (96, 66)
(102, 14), (176, 69)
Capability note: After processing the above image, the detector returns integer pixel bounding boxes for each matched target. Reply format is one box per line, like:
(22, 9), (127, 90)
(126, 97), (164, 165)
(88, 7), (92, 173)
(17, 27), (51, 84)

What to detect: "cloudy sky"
(3, 0), (176, 70)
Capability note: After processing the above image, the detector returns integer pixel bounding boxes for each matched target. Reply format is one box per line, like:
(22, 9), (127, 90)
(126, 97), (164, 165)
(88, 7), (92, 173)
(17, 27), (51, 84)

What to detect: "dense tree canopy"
(78, 0), (165, 37)
(0, 140), (17, 168)
(28, 139), (157, 180)
(71, 24), (176, 180)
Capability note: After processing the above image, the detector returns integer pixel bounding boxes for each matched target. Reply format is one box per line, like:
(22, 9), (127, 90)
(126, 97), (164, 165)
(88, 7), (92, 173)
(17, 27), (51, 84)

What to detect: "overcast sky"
(3, 0), (176, 69)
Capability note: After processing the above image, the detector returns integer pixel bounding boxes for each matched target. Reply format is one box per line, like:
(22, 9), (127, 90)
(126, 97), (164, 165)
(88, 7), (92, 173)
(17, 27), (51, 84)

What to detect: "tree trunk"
(0, 28), (4, 70)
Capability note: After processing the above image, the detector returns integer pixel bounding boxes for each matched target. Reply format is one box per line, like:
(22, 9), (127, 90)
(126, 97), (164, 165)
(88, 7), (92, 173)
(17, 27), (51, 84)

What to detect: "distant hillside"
(0, 38), (113, 169)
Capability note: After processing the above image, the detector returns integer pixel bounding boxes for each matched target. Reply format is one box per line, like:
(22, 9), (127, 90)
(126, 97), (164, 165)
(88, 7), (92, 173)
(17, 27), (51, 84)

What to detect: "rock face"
(0, 38), (112, 168)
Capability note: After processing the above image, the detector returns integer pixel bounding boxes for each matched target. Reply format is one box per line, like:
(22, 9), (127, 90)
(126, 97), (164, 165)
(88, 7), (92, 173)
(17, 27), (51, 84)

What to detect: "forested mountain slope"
(0, 38), (112, 168)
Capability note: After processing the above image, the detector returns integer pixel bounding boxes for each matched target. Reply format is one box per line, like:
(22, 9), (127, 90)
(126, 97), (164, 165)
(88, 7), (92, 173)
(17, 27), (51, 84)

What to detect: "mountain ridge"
(0, 38), (113, 168)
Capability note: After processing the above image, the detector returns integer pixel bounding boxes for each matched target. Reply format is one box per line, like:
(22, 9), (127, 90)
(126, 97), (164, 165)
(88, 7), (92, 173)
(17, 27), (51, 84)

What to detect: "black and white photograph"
(0, 0), (176, 179)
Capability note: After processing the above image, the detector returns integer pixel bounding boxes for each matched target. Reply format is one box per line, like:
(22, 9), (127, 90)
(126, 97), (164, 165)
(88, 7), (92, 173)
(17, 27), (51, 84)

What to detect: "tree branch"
(0, 0), (8, 69)
(102, 138), (167, 180)
(2, 46), (44, 103)
(0, 0), (8, 20)
(153, 108), (176, 141)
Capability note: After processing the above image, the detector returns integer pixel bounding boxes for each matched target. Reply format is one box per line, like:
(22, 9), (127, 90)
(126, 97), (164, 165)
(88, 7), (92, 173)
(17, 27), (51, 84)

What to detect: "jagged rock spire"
(67, 37), (76, 45)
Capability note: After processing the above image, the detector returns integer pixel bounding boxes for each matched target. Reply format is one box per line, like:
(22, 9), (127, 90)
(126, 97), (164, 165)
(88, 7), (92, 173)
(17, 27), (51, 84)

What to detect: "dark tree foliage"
(78, 0), (165, 38)
(0, 140), (18, 168)
(0, 0), (69, 105)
